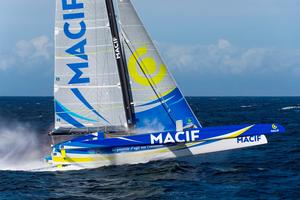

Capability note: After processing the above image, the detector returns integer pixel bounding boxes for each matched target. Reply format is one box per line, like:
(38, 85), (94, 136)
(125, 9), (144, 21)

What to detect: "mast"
(105, 0), (135, 129)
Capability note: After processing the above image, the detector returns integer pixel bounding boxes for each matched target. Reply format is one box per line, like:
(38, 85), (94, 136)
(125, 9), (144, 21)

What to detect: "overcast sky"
(0, 0), (299, 96)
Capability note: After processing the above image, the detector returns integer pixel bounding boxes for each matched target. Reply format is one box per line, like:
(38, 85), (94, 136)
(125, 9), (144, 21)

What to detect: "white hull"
(48, 135), (267, 171)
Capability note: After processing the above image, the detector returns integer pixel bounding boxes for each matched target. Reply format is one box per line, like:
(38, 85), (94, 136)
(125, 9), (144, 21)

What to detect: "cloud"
(0, 55), (15, 71)
(218, 39), (231, 49)
(0, 35), (53, 71)
(161, 39), (300, 76)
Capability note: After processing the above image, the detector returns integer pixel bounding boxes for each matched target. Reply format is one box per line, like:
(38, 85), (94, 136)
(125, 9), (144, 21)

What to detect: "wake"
(0, 123), (51, 171)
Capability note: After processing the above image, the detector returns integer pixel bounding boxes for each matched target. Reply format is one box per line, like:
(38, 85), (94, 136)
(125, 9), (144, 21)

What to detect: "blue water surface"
(0, 97), (299, 200)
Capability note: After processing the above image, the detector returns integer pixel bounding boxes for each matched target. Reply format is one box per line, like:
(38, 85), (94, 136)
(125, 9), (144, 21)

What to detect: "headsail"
(118, 0), (201, 131)
(54, 0), (126, 133)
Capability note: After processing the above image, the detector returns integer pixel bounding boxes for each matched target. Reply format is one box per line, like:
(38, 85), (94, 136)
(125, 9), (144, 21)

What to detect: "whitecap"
(240, 105), (254, 108)
(281, 106), (300, 110)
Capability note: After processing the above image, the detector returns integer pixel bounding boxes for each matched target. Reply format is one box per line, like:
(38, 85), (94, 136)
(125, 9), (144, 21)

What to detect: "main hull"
(47, 135), (268, 171)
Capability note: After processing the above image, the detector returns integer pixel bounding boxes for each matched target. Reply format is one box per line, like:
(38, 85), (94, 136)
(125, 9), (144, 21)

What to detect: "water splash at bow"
(0, 122), (50, 171)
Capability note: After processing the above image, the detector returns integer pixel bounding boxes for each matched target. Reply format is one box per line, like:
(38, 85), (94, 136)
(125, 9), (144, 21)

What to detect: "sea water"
(0, 97), (299, 199)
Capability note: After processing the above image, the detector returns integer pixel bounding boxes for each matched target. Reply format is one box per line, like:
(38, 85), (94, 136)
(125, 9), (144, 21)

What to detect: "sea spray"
(0, 122), (51, 171)
(132, 119), (166, 134)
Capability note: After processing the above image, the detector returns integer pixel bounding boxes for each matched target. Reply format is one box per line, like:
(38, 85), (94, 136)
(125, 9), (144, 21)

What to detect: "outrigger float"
(46, 0), (285, 170)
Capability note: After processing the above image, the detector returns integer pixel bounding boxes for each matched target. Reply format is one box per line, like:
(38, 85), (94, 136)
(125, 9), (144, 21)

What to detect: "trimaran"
(46, 0), (285, 170)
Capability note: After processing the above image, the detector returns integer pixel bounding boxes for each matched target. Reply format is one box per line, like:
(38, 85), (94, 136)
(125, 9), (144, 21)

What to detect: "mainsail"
(118, 0), (201, 131)
(53, 0), (200, 134)
(54, 0), (126, 133)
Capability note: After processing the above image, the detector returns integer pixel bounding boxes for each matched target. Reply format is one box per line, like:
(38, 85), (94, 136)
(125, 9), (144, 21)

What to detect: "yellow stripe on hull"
(49, 136), (268, 170)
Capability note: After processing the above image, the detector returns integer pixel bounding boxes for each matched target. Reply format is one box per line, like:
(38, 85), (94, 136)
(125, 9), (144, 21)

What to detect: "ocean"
(0, 97), (299, 200)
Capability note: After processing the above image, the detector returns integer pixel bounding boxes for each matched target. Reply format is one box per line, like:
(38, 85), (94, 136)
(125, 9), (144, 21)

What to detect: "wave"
(281, 106), (300, 110)
(240, 105), (255, 108)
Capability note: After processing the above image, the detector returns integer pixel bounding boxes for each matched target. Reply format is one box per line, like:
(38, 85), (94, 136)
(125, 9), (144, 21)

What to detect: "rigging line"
(121, 32), (173, 111)
(105, 6), (116, 120)
(120, 28), (171, 108)
(94, 0), (100, 114)
(105, 0), (135, 128)
(122, 35), (176, 127)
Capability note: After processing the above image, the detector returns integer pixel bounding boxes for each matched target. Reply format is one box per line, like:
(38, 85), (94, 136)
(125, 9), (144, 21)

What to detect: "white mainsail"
(118, 0), (201, 131)
(54, 0), (126, 132)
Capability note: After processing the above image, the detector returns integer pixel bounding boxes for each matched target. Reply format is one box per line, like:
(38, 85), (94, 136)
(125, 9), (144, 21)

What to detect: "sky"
(0, 0), (299, 96)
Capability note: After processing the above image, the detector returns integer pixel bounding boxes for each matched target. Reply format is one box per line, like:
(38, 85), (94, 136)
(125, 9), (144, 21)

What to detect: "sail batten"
(54, 0), (201, 134)
(54, 0), (127, 131)
(118, 0), (201, 131)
